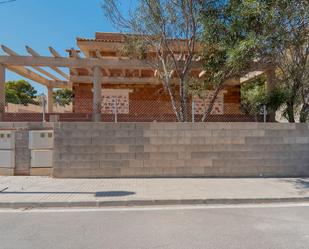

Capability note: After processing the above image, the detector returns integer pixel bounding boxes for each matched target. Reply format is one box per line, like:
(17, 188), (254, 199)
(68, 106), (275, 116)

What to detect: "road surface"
(0, 204), (309, 249)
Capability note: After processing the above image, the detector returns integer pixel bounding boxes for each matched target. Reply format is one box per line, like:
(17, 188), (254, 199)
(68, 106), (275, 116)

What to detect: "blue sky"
(0, 0), (134, 94)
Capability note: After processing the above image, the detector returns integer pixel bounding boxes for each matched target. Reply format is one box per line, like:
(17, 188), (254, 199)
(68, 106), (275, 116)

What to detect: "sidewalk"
(0, 176), (308, 208)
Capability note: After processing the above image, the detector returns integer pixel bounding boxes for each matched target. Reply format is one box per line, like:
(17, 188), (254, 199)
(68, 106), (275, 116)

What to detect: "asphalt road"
(0, 204), (309, 249)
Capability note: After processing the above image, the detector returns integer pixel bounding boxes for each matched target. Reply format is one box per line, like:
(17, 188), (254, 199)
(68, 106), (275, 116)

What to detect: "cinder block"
(145, 160), (185, 168)
(136, 137), (150, 145)
(129, 160), (144, 167)
(190, 137), (205, 145)
(121, 167), (149, 177)
(100, 160), (129, 168)
(245, 137), (284, 145)
(114, 145), (130, 153)
(136, 153), (150, 160)
(129, 145), (144, 153)
(257, 123), (296, 130)
(229, 123), (259, 130)
(178, 151), (192, 160)
(143, 130), (158, 137)
(68, 160), (100, 168)
(184, 130), (211, 137)
(135, 123), (151, 129)
(0, 122), (14, 129)
(149, 152), (178, 160)
(177, 137), (191, 144)
(157, 130), (180, 137)
(150, 137), (178, 145)
(185, 159), (212, 167)
(53, 168), (121, 178)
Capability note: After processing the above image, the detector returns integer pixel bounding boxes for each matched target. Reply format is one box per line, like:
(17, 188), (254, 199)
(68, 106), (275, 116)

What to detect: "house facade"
(70, 32), (246, 122)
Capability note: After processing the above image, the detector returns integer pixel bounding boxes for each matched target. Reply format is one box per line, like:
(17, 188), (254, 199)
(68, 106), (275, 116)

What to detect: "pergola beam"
(26, 46), (69, 81)
(0, 55), (203, 70)
(6, 65), (69, 88)
(71, 75), (160, 84)
(2, 45), (61, 82)
(7, 65), (49, 85)
(49, 46), (62, 58)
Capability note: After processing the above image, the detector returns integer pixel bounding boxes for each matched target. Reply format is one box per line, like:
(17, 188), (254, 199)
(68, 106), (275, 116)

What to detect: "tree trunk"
(179, 78), (188, 122)
(163, 78), (182, 122)
(299, 103), (309, 123)
(286, 101), (295, 123)
(201, 85), (222, 122)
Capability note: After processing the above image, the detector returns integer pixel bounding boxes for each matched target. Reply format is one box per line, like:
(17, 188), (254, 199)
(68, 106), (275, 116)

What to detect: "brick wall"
(72, 84), (242, 118)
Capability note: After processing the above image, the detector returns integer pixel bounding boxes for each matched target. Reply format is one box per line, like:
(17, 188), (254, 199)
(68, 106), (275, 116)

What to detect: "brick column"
(0, 65), (5, 121)
(93, 66), (102, 122)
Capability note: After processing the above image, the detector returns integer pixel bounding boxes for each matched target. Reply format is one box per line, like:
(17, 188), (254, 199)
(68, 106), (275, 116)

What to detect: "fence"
(1, 95), (269, 123)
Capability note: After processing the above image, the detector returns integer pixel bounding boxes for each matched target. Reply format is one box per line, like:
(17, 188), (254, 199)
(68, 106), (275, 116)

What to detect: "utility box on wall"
(29, 130), (54, 176)
(31, 150), (53, 168)
(0, 131), (15, 175)
(0, 150), (15, 168)
(29, 130), (54, 149)
(0, 131), (15, 150)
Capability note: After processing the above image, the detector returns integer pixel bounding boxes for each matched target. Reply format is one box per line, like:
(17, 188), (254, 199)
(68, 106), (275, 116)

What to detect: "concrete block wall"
(53, 122), (309, 178)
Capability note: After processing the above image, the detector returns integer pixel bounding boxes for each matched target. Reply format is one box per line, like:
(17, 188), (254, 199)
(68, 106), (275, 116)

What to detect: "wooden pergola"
(0, 44), (274, 122)
(0, 45), (190, 121)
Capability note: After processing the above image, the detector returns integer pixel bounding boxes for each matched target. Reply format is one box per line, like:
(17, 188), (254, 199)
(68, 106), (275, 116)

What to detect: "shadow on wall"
(0, 191), (136, 197)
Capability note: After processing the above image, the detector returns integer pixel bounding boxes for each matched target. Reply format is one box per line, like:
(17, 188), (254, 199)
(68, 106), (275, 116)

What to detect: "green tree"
(200, 0), (309, 123)
(102, 0), (203, 122)
(53, 89), (73, 107)
(5, 80), (38, 105)
(241, 77), (287, 120)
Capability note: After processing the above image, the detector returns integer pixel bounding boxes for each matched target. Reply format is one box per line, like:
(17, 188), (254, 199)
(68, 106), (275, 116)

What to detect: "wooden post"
(0, 65), (5, 121)
(93, 66), (102, 122)
(47, 86), (53, 113)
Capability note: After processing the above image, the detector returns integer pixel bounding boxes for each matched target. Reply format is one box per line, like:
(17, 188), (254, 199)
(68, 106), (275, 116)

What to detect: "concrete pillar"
(0, 65), (5, 121)
(47, 86), (53, 113)
(93, 66), (102, 122)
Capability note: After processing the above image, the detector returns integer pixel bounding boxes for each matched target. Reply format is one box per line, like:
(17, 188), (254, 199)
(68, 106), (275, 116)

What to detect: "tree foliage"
(5, 80), (38, 105)
(200, 0), (309, 122)
(102, 0), (203, 121)
(53, 89), (73, 107)
(241, 77), (287, 119)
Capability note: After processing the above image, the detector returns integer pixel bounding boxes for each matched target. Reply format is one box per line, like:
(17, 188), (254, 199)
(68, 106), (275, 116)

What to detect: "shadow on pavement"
(95, 191), (135, 197)
(282, 178), (309, 193)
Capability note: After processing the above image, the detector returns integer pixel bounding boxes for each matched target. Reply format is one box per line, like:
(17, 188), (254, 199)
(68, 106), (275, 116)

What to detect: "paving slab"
(0, 177), (308, 208)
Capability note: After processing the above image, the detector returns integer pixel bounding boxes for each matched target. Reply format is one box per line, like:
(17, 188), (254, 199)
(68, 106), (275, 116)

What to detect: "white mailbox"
(31, 150), (53, 168)
(29, 130), (54, 149)
(0, 150), (15, 168)
(0, 131), (15, 150)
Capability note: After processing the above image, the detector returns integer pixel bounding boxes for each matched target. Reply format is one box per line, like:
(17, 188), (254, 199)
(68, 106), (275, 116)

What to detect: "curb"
(0, 197), (309, 209)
